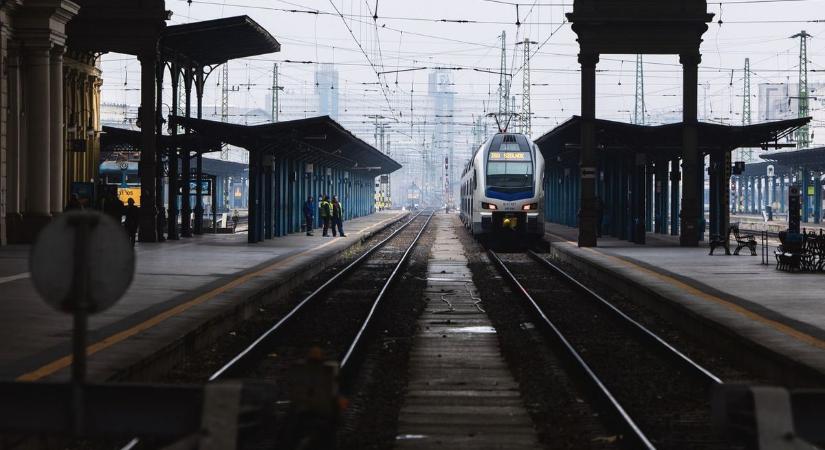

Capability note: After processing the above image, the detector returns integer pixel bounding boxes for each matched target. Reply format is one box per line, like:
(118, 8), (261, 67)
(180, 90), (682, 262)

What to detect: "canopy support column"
(181, 68), (193, 237)
(155, 58), (166, 241)
(578, 52), (599, 247)
(194, 69), (205, 235)
(670, 157), (680, 236)
(679, 53), (701, 246)
(168, 64), (180, 240)
(138, 51), (158, 242)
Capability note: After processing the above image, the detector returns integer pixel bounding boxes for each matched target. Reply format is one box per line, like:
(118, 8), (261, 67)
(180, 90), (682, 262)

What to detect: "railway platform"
(0, 211), (406, 383)
(544, 222), (825, 384)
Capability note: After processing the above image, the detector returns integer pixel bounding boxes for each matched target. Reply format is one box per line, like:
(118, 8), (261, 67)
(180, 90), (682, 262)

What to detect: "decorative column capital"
(13, 0), (79, 49)
(578, 52), (599, 68)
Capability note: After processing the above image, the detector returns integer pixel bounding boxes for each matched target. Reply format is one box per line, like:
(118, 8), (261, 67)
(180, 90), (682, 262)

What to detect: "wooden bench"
(731, 223), (757, 256)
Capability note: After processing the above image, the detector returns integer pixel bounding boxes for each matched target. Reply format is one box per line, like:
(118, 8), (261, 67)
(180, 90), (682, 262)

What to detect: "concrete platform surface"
(545, 222), (825, 382)
(0, 211), (405, 382)
(395, 214), (540, 450)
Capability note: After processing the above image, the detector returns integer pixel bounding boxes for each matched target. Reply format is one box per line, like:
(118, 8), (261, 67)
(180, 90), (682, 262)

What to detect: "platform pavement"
(0, 211), (406, 382)
(544, 223), (825, 384)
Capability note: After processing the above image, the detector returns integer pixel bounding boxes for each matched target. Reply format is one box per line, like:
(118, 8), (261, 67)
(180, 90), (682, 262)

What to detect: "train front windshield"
(486, 139), (533, 190)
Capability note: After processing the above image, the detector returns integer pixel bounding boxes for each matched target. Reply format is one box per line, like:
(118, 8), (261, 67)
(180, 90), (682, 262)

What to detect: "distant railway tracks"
(209, 209), (434, 382)
(489, 250), (727, 450)
(123, 209), (435, 449)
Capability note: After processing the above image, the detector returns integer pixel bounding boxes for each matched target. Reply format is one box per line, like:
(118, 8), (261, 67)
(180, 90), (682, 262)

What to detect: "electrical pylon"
(520, 38), (537, 137)
(791, 30), (811, 149)
(271, 63), (280, 123)
(633, 54), (645, 125)
(220, 62), (229, 160)
(498, 31), (508, 116)
(742, 58), (752, 126)
(740, 58), (754, 162)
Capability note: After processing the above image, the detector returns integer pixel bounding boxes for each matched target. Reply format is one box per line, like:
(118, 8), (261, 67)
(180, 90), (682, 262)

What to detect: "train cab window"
(486, 135), (533, 190)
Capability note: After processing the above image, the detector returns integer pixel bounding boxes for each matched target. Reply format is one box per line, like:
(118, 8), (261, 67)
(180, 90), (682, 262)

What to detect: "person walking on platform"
(124, 198), (140, 247)
(303, 195), (315, 236)
(319, 195), (332, 237)
(331, 195), (346, 237)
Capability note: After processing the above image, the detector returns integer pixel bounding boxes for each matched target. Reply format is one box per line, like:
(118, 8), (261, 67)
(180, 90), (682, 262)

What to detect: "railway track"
(124, 209), (435, 449)
(489, 250), (729, 450)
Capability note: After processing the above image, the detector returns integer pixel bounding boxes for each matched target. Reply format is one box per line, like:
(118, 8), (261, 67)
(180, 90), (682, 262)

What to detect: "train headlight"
(522, 203), (538, 211)
(482, 202), (497, 210)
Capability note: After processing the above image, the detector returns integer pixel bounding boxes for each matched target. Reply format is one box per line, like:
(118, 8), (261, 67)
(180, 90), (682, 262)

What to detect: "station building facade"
(0, 0), (103, 244)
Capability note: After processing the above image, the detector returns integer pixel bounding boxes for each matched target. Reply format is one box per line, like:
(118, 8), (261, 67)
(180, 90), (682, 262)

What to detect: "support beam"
(23, 45), (52, 222)
(168, 64), (180, 240)
(138, 51), (158, 242)
(670, 157), (680, 236)
(181, 68), (193, 237)
(194, 69), (205, 235)
(155, 57), (165, 241)
(49, 45), (64, 215)
(679, 53), (701, 246)
(578, 52), (599, 247)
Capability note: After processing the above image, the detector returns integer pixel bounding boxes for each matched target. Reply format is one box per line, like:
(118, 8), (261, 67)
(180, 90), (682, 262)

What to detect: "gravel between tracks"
(455, 216), (620, 450)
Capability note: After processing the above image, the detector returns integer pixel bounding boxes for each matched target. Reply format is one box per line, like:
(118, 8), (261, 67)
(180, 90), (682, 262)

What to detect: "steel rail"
(526, 250), (722, 386)
(339, 210), (435, 377)
(488, 249), (656, 450)
(120, 211), (428, 450)
(209, 210), (427, 381)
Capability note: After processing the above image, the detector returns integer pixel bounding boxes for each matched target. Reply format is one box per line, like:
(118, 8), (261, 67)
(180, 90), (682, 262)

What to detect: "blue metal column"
(264, 159), (273, 239)
(645, 162), (654, 232)
(814, 172), (822, 224)
(670, 158), (680, 236)
(801, 168), (810, 225)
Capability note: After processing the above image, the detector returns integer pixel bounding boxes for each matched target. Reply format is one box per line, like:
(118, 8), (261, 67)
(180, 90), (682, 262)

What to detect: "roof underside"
(535, 116), (809, 164)
(168, 115), (402, 174)
(101, 126), (223, 154)
(163, 16), (280, 67)
(761, 146), (825, 171)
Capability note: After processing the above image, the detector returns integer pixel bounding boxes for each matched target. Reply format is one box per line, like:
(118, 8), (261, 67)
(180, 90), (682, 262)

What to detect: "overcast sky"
(100, 0), (825, 149)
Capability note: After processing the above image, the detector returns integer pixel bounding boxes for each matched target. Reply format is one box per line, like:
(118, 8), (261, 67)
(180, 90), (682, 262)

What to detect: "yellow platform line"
(549, 233), (825, 352)
(16, 214), (401, 382)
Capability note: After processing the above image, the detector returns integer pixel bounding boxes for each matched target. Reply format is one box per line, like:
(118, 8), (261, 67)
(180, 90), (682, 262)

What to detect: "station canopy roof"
(535, 116), (809, 164)
(163, 16), (280, 67)
(169, 115), (402, 174)
(760, 146), (825, 171)
(101, 125), (223, 154)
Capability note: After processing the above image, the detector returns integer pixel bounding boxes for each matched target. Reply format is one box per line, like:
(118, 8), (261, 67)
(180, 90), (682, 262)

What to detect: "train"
(460, 132), (545, 239)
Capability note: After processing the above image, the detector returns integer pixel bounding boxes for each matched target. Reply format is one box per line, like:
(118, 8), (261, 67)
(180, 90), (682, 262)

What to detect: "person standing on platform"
(331, 195), (346, 237)
(303, 195), (315, 236)
(124, 198), (140, 247)
(319, 195), (332, 237)
(103, 192), (124, 224)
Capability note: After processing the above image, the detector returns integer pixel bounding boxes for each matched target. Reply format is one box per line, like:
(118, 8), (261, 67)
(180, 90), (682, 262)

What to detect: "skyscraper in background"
(315, 64), (339, 120)
(429, 68), (455, 204)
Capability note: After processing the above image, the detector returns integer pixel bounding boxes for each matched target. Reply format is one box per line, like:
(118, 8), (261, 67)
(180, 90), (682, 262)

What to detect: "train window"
(487, 161), (533, 176)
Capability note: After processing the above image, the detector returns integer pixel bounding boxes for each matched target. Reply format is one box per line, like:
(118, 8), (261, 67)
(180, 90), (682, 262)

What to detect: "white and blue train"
(460, 133), (544, 238)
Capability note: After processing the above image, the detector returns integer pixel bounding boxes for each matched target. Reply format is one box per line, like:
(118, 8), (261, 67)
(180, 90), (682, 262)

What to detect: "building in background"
(315, 64), (339, 120)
